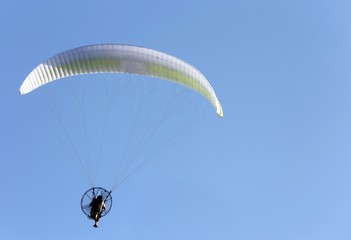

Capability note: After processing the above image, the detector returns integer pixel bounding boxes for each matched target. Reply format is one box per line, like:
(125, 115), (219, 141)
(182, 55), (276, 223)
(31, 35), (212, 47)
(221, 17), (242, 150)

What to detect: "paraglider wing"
(19, 44), (223, 117)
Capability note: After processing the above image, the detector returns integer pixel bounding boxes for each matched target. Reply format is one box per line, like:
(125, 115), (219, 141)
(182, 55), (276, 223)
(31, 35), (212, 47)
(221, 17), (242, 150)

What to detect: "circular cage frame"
(81, 187), (113, 218)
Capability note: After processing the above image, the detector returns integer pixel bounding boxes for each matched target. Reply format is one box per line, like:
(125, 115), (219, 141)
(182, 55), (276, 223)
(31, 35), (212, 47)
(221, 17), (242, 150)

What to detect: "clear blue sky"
(1, 0), (351, 239)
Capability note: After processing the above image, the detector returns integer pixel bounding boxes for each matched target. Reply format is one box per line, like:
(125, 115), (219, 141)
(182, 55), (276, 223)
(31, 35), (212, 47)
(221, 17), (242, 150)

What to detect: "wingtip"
(217, 103), (223, 118)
